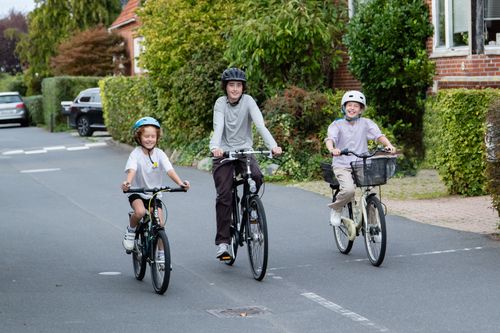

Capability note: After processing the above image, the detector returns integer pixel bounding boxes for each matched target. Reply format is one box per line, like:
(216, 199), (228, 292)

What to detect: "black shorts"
(128, 194), (163, 209)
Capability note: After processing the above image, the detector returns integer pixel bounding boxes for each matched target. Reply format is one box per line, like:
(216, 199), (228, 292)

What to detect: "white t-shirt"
(124, 147), (174, 199)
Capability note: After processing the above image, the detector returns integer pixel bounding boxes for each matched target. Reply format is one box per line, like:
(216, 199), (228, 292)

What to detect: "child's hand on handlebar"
(121, 181), (131, 192)
(180, 180), (190, 191)
(211, 148), (224, 158)
(329, 148), (342, 156)
(384, 145), (396, 153)
(272, 146), (282, 156)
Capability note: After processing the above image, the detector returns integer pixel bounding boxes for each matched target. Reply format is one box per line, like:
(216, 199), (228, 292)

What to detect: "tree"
(0, 10), (27, 74)
(138, 0), (238, 147)
(343, 0), (434, 170)
(224, 0), (348, 99)
(50, 25), (128, 76)
(16, 0), (122, 94)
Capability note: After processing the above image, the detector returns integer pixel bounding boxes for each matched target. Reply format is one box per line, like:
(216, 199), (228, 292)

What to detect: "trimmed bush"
(424, 89), (500, 196)
(485, 97), (500, 219)
(41, 76), (102, 130)
(23, 95), (43, 125)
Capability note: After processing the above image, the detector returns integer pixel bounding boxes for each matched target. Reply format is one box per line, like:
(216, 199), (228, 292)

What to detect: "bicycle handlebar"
(340, 147), (396, 159)
(124, 186), (187, 194)
(214, 149), (273, 162)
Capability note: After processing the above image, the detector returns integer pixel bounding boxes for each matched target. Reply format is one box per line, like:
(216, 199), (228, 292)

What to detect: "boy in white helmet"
(325, 91), (396, 240)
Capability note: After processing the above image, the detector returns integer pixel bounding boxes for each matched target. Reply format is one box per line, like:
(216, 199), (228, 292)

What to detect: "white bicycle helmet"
(341, 91), (366, 121)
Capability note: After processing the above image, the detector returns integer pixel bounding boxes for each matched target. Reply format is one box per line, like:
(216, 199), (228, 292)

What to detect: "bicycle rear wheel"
(246, 196), (268, 281)
(333, 202), (354, 254)
(364, 195), (387, 266)
(132, 231), (147, 280)
(151, 229), (171, 294)
(225, 197), (240, 265)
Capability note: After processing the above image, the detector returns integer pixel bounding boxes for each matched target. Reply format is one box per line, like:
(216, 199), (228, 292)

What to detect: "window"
(133, 36), (146, 74)
(485, 0), (500, 46)
(435, 0), (469, 49)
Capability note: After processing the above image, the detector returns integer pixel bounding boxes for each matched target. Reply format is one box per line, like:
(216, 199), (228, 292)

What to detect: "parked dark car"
(68, 87), (105, 136)
(0, 92), (29, 127)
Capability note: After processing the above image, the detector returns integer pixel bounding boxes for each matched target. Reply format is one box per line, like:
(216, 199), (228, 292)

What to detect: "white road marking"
(85, 142), (107, 148)
(44, 145), (66, 151)
(3, 150), (23, 155)
(98, 272), (121, 276)
(1, 142), (107, 155)
(67, 146), (90, 151)
(25, 149), (47, 154)
(20, 168), (61, 173)
(344, 246), (484, 263)
(302, 292), (389, 332)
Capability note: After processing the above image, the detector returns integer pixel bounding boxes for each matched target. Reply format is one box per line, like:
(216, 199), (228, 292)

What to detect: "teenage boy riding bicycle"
(325, 91), (396, 239)
(121, 117), (190, 253)
(209, 67), (282, 260)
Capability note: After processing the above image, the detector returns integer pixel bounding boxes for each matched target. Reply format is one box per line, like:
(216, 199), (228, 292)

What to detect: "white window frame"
(432, 0), (470, 57)
(484, 0), (500, 53)
(133, 36), (147, 74)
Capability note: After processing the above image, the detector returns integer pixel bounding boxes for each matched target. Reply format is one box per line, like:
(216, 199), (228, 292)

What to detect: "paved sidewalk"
(386, 195), (499, 235)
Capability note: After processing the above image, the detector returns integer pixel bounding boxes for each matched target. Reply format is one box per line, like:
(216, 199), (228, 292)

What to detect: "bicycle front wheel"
(364, 195), (387, 266)
(151, 229), (171, 294)
(333, 202), (354, 254)
(132, 231), (147, 280)
(246, 196), (268, 281)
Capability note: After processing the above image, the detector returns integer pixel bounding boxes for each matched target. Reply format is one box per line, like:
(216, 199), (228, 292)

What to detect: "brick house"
(109, 0), (143, 76)
(334, 0), (500, 92)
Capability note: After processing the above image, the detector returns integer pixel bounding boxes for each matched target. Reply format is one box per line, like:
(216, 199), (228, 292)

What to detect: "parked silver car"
(0, 92), (29, 127)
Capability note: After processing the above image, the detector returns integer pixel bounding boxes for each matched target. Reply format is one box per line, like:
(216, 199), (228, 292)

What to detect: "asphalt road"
(1, 126), (500, 333)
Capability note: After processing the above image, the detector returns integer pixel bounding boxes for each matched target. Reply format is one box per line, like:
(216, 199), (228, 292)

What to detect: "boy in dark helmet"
(210, 68), (282, 260)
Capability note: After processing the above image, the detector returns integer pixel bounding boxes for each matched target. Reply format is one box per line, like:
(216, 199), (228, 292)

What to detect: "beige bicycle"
(321, 149), (397, 266)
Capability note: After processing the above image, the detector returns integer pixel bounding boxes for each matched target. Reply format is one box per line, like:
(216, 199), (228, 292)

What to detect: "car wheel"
(77, 116), (93, 136)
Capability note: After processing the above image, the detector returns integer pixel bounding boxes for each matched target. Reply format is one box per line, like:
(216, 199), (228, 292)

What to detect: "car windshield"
(0, 95), (22, 104)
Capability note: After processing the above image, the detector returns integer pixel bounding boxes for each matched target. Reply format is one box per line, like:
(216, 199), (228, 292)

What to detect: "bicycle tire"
(333, 202), (354, 254)
(364, 195), (387, 266)
(151, 229), (171, 294)
(225, 195), (240, 266)
(246, 196), (268, 281)
(132, 230), (147, 280)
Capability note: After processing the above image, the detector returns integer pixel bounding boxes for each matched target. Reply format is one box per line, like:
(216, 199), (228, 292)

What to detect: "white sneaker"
(329, 209), (342, 227)
(216, 243), (230, 259)
(373, 232), (382, 243)
(156, 251), (165, 270)
(122, 227), (135, 251)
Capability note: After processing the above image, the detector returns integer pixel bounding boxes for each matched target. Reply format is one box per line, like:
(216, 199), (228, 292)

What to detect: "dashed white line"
(20, 168), (61, 173)
(2, 142), (107, 155)
(67, 146), (89, 151)
(302, 292), (389, 332)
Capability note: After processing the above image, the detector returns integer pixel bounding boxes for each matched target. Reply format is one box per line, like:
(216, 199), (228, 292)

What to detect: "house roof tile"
(110, 0), (141, 30)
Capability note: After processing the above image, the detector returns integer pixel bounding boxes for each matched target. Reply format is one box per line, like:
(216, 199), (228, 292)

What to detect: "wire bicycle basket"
(350, 157), (397, 187)
(320, 162), (339, 186)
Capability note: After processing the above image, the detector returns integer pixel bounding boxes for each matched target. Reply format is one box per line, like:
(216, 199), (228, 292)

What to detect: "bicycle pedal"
(219, 254), (232, 261)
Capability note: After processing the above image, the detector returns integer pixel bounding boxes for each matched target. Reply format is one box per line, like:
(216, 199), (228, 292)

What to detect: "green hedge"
(41, 76), (102, 130)
(23, 95), (43, 125)
(424, 89), (500, 196)
(485, 98), (500, 218)
(100, 76), (161, 145)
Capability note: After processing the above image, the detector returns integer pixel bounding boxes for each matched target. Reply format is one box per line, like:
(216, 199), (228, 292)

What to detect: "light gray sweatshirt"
(209, 94), (277, 152)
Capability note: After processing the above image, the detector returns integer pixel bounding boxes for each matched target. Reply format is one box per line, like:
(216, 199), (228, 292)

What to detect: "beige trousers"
(328, 167), (355, 212)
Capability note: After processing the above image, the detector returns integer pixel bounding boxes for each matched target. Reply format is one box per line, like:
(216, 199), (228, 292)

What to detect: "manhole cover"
(207, 306), (270, 318)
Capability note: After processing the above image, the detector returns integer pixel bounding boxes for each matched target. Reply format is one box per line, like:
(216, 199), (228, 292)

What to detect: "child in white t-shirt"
(120, 117), (190, 252)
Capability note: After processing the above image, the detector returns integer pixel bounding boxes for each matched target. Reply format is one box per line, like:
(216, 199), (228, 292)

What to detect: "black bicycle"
(321, 148), (397, 266)
(124, 186), (186, 294)
(219, 149), (273, 281)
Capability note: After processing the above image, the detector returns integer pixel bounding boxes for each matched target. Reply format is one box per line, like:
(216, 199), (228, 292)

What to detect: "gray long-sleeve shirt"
(209, 94), (277, 151)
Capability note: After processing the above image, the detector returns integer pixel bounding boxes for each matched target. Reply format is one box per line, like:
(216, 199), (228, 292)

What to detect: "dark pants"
(212, 156), (263, 245)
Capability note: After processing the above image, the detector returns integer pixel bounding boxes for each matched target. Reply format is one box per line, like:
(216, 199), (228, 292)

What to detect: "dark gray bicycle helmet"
(221, 67), (247, 82)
